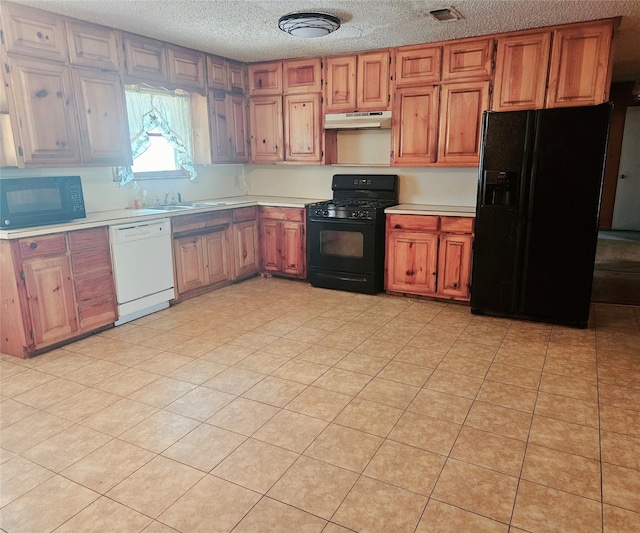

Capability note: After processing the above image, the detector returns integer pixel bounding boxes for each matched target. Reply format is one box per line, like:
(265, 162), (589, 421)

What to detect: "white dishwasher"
(109, 218), (175, 325)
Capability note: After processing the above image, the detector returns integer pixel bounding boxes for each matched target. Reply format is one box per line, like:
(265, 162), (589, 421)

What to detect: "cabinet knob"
(30, 242), (38, 250)
(394, 224), (401, 229)
(406, 270), (414, 276)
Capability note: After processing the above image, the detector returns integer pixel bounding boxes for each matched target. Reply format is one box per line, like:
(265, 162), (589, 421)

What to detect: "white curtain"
(116, 86), (197, 186)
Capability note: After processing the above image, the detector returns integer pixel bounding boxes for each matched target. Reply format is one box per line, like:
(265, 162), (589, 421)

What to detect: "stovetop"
(307, 198), (397, 220)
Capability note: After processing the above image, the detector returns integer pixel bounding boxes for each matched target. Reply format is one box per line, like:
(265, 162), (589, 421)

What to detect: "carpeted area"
(592, 230), (640, 305)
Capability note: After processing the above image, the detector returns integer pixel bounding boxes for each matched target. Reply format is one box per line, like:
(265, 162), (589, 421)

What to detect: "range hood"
(325, 110), (392, 129)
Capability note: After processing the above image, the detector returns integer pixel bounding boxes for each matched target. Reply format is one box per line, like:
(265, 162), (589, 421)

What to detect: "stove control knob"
(323, 210), (329, 217)
(315, 209), (322, 216)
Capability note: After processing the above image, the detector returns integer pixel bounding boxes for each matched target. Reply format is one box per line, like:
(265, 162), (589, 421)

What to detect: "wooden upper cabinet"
(283, 58), (322, 94)
(123, 34), (168, 83)
(65, 20), (121, 71)
(357, 50), (390, 110)
(72, 67), (131, 165)
(492, 31), (551, 111)
(442, 37), (494, 81)
(392, 85), (439, 166)
(209, 91), (231, 162)
(207, 55), (229, 91)
(5, 56), (82, 166)
(1, 2), (68, 62)
(250, 95), (283, 163)
(248, 61), (282, 95)
(284, 93), (322, 163)
(167, 46), (205, 92)
(394, 44), (442, 87)
(227, 94), (249, 161)
(324, 55), (356, 112)
(228, 61), (245, 93)
(438, 80), (490, 166)
(546, 19), (616, 108)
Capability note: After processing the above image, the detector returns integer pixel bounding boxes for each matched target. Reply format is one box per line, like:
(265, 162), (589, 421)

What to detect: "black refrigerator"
(470, 103), (612, 328)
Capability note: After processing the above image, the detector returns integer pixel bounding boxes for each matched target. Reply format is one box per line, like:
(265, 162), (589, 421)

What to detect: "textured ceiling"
(9, 0), (640, 81)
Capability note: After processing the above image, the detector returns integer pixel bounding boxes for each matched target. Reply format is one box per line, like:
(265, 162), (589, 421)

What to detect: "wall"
(246, 165), (478, 205)
(0, 164), (248, 213)
(246, 129), (478, 205)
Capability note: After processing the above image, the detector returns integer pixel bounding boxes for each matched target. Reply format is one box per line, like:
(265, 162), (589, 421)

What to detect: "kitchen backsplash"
(0, 164), (478, 211)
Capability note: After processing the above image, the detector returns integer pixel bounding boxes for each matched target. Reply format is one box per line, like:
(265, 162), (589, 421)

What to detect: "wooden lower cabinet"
(385, 214), (474, 301)
(172, 207), (259, 298)
(259, 207), (306, 279)
(68, 227), (117, 331)
(232, 207), (259, 280)
(172, 211), (233, 296)
(0, 227), (116, 358)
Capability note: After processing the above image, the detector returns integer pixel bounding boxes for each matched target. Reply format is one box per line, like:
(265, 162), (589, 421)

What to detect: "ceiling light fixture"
(278, 12), (341, 38)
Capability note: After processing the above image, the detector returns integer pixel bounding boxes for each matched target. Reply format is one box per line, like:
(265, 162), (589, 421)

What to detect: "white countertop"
(385, 204), (476, 217)
(0, 195), (327, 239)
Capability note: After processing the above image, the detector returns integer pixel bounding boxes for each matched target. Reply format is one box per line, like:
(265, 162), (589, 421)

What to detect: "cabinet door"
(324, 55), (356, 113)
(5, 56), (82, 166)
(438, 81), (490, 166)
(72, 67), (132, 165)
(22, 254), (78, 347)
(386, 231), (438, 295)
(259, 219), (280, 273)
(437, 233), (472, 300)
(546, 21), (615, 108)
(123, 34), (168, 83)
(227, 94), (249, 162)
(1, 2), (68, 61)
(357, 50), (390, 111)
(283, 58), (322, 94)
(228, 62), (246, 93)
(173, 236), (206, 294)
(392, 85), (439, 165)
(167, 46), (206, 91)
(209, 91), (231, 162)
(394, 44), (442, 87)
(280, 221), (306, 278)
(203, 230), (232, 286)
(65, 20), (121, 70)
(248, 61), (282, 95)
(284, 93), (322, 163)
(250, 95), (283, 163)
(493, 31), (551, 111)
(69, 227), (116, 331)
(233, 220), (259, 280)
(442, 37), (494, 81)
(207, 55), (229, 91)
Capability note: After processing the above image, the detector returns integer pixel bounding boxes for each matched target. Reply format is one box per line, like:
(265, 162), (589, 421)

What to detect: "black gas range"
(306, 174), (398, 294)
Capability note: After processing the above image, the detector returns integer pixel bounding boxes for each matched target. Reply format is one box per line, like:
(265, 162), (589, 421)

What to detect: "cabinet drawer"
(440, 216), (474, 233)
(68, 227), (109, 251)
(74, 271), (114, 302)
(77, 296), (116, 330)
(259, 207), (304, 222)
(172, 211), (232, 234)
(387, 214), (438, 232)
(71, 248), (112, 275)
(233, 206), (257, 223)
(19, 234), (67, 258)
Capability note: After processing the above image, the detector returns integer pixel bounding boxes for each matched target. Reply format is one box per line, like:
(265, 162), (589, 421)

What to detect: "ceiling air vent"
(429, 7), (464, 22)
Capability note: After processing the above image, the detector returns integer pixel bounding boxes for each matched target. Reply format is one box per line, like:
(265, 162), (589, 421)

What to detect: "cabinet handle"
(394, 224), (401, 229)
(29, 242), (37, 250)
(406, 270), (414, 276)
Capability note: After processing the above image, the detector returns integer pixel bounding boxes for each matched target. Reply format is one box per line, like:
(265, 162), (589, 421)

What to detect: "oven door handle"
(307, 217), (373, 227)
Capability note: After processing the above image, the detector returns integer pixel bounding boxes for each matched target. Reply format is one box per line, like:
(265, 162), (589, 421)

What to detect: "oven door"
(307, 217), (378, 274)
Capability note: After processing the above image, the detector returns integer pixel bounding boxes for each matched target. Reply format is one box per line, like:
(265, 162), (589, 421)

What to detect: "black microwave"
(0, 176), (86, 229)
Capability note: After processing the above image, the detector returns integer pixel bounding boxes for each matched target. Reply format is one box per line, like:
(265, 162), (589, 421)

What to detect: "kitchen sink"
(149, 205), (194, 211)
(188, 201), (230, 207)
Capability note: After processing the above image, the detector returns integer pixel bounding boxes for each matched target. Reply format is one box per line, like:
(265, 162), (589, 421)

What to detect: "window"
(116, 86), (197, 186)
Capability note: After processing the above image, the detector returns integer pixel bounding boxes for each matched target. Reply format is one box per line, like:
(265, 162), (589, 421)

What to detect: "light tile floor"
(1, 277), (640, 533)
